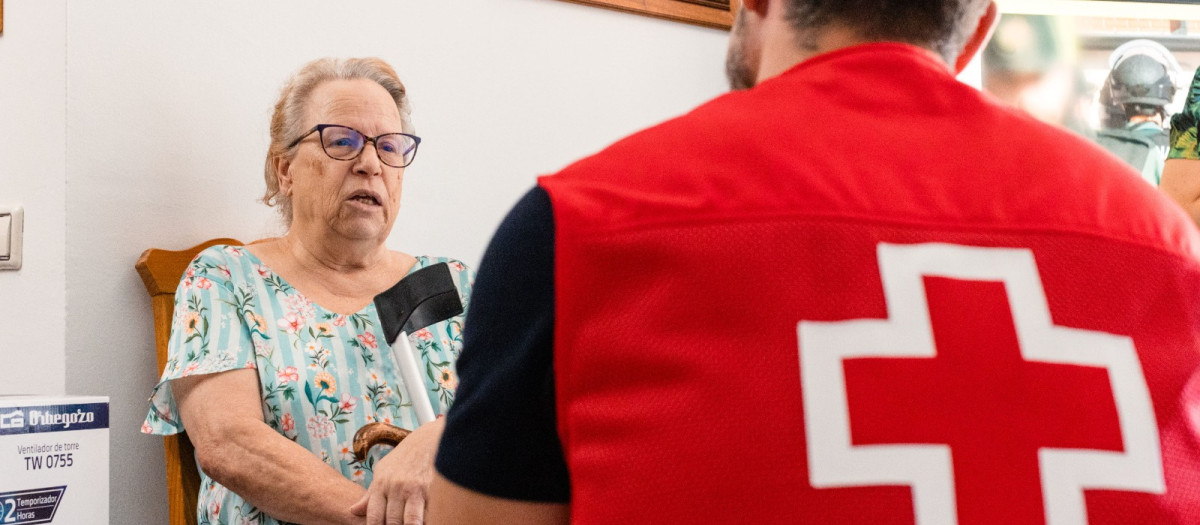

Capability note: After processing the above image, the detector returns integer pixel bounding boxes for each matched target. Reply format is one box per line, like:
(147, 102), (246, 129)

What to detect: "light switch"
(0, 205), (22, 271)
(0, 213), (9, 258)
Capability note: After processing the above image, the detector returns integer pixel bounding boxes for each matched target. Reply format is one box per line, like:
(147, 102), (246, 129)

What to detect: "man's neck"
(756, 24), (883, 85)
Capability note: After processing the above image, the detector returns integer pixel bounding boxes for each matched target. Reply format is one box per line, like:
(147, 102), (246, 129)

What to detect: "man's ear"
(739, 0), (769, 18)
(954, 1), (999, 74)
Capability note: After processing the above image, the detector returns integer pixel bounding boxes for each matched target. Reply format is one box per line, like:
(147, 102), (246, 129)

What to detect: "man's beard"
(725, 7), (756, 91)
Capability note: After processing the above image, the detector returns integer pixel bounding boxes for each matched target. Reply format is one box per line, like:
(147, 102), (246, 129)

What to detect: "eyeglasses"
(286, 124), (421, 168)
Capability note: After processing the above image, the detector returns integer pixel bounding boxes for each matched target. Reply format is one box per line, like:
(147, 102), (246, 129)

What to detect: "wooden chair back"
(136, 238), (243, 525)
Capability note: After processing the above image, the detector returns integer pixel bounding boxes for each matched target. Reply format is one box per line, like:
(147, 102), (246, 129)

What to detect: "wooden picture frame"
(560, 0), (742, 30)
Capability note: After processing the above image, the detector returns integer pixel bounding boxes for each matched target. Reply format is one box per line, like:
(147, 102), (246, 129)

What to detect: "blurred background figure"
(1095, 39), (1181, 186)
(983, 14), (1094, 136)
(1161, 64), (1200, 225)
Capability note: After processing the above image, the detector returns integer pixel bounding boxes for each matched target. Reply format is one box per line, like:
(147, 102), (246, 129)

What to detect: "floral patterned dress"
(141, 245), (473, 525)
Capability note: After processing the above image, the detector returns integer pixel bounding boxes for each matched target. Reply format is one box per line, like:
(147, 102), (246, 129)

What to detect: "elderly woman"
(141, 57), (472, 525)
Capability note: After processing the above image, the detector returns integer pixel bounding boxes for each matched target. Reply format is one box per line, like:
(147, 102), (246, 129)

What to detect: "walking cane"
(352, 262), (463, 462)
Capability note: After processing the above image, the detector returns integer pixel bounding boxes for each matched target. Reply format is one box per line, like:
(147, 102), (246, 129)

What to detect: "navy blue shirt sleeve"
(434, 186), (569, 502)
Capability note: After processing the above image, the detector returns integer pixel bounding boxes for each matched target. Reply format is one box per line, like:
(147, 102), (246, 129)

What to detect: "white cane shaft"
(392, 333), (437, 425)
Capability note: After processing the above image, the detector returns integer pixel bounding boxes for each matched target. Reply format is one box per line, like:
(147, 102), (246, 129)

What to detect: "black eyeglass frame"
(286, 124), (422, 168)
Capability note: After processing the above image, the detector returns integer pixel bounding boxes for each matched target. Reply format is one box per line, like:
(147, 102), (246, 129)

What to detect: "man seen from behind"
(431, 0), (1200, 523)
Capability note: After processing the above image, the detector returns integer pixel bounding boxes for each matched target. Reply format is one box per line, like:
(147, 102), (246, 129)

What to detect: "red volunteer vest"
(539, 44), (1200, 524)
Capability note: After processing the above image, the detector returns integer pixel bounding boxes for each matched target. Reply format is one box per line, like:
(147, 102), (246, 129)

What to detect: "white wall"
(62, 1), (728, 522)
(0, 0), (67, 395)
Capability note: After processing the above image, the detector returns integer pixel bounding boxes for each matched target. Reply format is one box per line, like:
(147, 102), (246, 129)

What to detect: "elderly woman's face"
(280, 78), (406, 243)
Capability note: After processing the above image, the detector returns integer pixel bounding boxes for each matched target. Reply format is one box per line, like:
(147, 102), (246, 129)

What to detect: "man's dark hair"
(784, 0), (991, 63)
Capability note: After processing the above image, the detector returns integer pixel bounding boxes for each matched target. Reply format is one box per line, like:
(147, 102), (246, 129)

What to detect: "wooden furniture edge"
(136, 237), (245, 525)
(558, 0), (740, 30)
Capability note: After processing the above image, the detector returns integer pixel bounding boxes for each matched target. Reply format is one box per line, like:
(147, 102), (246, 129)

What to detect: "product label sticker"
(0, 486), (66, 525)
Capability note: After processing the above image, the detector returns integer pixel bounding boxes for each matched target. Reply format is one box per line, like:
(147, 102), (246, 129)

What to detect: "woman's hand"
(351, 417), (446, 525)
